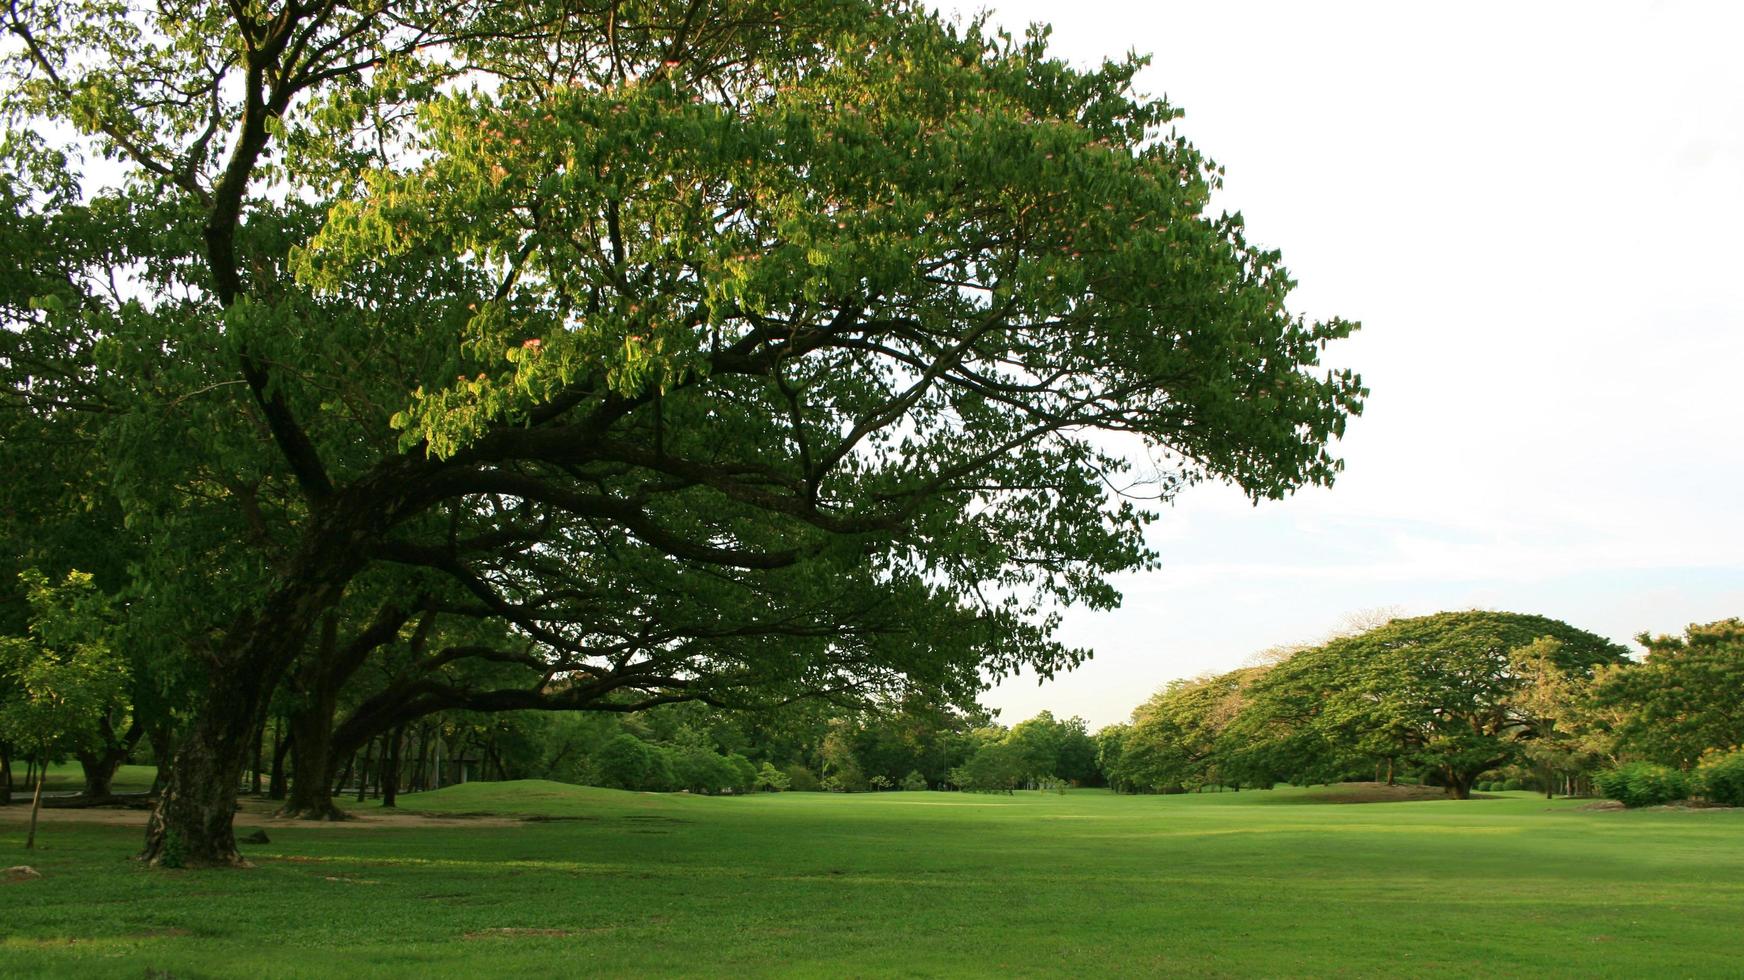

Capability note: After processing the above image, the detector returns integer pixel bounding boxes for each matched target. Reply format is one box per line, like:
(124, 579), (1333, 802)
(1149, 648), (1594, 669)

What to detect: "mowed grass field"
(2, 783), (1741, 977)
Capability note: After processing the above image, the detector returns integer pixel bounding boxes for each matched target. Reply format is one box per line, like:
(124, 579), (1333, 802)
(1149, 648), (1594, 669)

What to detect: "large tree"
(2, 0), (1363, 865)
(1242, 611), (1628, 798)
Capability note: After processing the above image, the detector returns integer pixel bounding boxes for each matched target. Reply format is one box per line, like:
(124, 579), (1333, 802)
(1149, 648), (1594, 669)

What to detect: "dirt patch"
(0, 800), (524, 830)
(4, 864), (43, 882)
(463, 927), (577, 940)
(1285, 782), (1495, 804)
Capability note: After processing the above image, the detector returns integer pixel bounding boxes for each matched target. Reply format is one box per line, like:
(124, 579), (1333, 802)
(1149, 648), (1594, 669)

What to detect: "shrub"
(755, 762), (791, 792)
(783, 764), (821, 792)
(1698, 751), (1744, 806)
(1476, 781), (1494, 792)
(901, 770), (928, 792)
(1502, 779), (1525, 792)
(1594, 763), (1692, 808)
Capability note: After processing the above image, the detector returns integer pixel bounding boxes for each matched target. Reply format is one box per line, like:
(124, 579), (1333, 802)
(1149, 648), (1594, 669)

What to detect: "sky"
(964, 1), (1744, 728)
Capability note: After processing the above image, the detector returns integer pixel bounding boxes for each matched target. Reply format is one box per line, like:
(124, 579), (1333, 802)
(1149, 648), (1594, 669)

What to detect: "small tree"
(900, 770), (928, 792)
(0, 571), (126, 849)
(952, 742), (1028, 794)
(755, 762), (791, 792)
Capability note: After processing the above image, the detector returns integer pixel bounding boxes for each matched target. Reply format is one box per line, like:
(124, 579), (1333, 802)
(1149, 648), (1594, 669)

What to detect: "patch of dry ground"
(0, 797), (525, 829)
(1287, 781), (1498, 804)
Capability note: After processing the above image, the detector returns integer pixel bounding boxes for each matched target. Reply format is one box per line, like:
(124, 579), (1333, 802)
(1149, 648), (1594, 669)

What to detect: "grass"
(1, 782), (1741, 977)
(6, 762), (159, 796)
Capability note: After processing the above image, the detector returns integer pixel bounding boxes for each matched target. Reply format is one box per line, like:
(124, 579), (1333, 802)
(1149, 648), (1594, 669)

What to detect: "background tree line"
(1096, 611), (1744, 808)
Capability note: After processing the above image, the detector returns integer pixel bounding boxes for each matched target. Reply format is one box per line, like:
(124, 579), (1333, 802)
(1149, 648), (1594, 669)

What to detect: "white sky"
(970, 1), (1744, 729)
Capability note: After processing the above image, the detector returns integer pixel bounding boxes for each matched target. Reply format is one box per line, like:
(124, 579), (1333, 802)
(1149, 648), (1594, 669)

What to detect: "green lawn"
(2, 783), (1740, 977)
(6, 762), (158, 796)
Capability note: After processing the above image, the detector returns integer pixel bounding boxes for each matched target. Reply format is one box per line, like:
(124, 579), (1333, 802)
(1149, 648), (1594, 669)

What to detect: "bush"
(1476, 781), (1494, 792)
(783, 764), (821, 792)
(1594, 763), (1692, 808)
(901, 770), (928, 792)
(1501, 779), (1525, 792)
(755, 762), (791, 792)
(1698, 751), (1744, 806)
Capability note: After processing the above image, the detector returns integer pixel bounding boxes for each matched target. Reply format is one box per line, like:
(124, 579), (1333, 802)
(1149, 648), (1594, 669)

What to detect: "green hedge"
(1698, 751), (1744, 806)
(1594, 763), (1691, 808)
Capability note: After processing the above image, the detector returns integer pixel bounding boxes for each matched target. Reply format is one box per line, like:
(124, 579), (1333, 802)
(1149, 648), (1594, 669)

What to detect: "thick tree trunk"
(282, 682), (346, 821)
(268, 725), (291, 801)
(78, 755), (117, 800)
(1, 742), (12, 805)
(77, 717), (143, 800)
(148, 725), (175, 795)
(140, 675), (263, 866)
(1445, 771), (1475, 800)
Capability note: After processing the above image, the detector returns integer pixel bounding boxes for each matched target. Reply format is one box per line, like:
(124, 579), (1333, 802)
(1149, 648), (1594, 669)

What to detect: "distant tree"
(1244, 611), (1629, 798)
(594, 734), (667, 792)
(951, 741), (1028, 794)
(755, 762), (791, 793)
(0, 571), (127, 848)
(1122, 668), (1276, 791)
(820, 727), (867, 793)
(1595, 619), (1744, 769)
(901, 770), (928, 792)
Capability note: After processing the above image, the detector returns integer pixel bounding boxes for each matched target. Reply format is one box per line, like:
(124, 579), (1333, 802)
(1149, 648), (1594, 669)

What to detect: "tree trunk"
(148, 725), (175, 796)
(355, 743), (368, 803)
(1, 742), (12, 806)
(77, 754), (118, 800)
(1385, 758), (1395, 787)
(76, 716), (142, 800)
(282, 688), (346, 821)
(381, 725), (404, 808)
(26, 759), (45, 849)
(268, 724), (291, 801)
(1445, 771), (1475, 800)
(251, 717), (266, 795)
(140, 674), (263, 866)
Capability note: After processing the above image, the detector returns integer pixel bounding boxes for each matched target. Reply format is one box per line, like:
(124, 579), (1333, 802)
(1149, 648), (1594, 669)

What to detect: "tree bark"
(26, 759), (45, 849)
(140, 672), (264, 866)
(77, 720), (143, 801)
(251, 716), (266, 795)
(268, 724), (290, 801)
(1445, 771), (1475, 800)
(148, 724), (175, 795)
(1, 742), (11, 806)
(282, 672), (347, 821)
(381, 725), (404, 808)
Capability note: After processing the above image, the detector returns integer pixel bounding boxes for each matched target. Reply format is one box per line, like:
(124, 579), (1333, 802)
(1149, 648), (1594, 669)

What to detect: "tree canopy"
(2, 0), (1362, 864)
(1224, 611), (1628, 798)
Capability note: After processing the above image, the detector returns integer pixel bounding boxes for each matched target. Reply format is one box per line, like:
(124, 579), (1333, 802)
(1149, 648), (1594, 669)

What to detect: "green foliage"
(593, 734), (670, 792)
(1696, 751), (1744, 806)
(0, 570), (127, 761)
(755, 762), (791, 793)
(901, 770), (928, 792)
(1596, 620), (1744, 769)
(4, 0), (1367, 857)
(1594, 763), (1691, 808)
(1239, 611), (1628, 795)
(783, 764), (822, 793)
(951, 741), (1028, 793)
